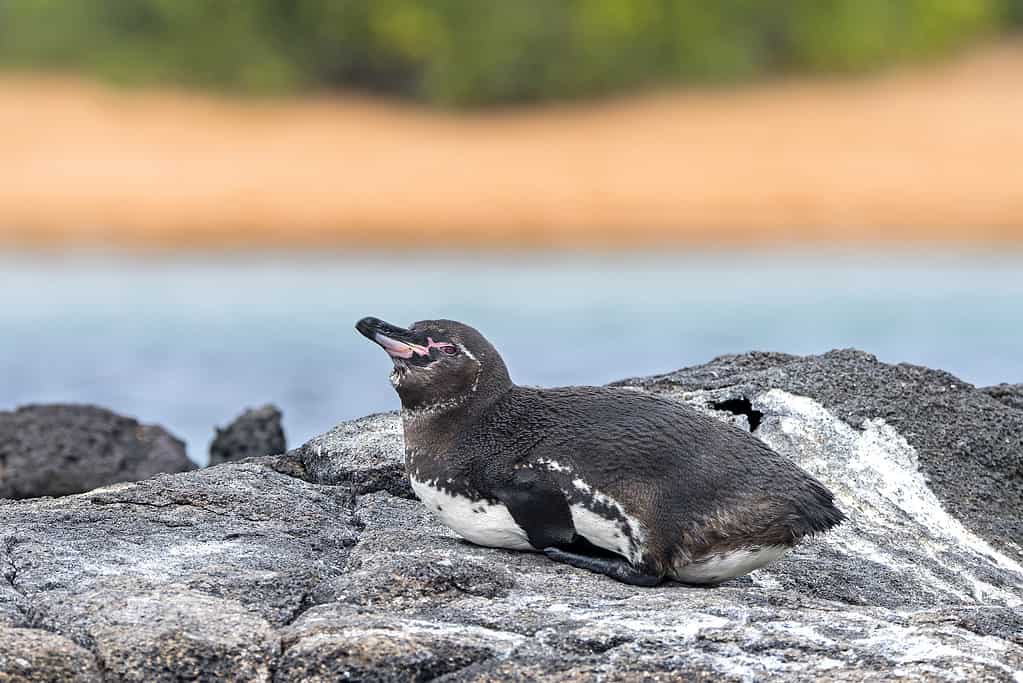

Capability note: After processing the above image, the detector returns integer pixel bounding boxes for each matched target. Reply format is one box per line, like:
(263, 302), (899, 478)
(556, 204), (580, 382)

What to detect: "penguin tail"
(793, 479), (847, 537)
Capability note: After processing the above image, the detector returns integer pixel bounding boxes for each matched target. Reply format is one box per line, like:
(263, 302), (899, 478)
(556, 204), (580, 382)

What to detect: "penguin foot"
(543, 547), (662, 587)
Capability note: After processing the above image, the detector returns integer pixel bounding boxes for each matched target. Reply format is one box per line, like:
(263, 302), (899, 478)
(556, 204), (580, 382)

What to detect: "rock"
(0, 626), (100, 682)
(0, 405), (195, 500)
(209, 405), (287, 466)
(1, 351), (1022, 681)
(277, 606), (523, 683)
(49, 589), (278, 683)
(294, 412), (411, 499)
(982, 382), (1023, 412)
(1, 460), (357, 680)
(310, 493), (517, 609)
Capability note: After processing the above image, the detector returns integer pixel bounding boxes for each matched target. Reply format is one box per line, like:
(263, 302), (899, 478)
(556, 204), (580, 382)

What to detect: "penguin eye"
(441, 345), (458, 356)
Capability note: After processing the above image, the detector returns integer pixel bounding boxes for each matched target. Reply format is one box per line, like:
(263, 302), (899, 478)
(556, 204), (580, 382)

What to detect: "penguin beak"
(356, 317), (428, 360)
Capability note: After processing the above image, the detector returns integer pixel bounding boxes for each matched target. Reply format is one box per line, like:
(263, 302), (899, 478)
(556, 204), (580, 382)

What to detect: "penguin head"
(356, 317), (511, 412)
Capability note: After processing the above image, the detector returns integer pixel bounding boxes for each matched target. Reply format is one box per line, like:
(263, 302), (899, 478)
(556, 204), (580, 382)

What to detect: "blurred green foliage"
(0, 0), (1016, 106)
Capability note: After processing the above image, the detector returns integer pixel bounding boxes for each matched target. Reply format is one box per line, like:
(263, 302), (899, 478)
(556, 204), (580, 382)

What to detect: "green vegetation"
(0, 0), (1017, 106)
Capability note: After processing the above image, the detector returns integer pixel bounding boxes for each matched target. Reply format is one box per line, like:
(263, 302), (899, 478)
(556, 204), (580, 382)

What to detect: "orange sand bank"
(2, 43), (1023, 249)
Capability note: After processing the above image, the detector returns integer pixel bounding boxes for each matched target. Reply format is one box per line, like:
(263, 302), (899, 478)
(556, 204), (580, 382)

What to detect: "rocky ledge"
(2, 350), (1022, 682)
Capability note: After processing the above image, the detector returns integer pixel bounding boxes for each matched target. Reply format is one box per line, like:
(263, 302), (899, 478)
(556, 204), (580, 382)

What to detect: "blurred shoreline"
(3, 42), (1023, 249)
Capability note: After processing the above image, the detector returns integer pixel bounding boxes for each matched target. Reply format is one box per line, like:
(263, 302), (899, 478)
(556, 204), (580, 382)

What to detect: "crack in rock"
(1, 537), (26, 600)
(711, 396), (765, 431)
(88, 495), (272, 524)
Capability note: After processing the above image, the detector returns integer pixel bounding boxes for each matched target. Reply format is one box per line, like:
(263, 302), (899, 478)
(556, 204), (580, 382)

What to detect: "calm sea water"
(3, 249), (1022, 464)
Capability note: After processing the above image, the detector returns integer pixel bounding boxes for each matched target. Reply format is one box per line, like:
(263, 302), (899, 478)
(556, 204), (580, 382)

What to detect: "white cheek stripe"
(457, 343), (482, 393)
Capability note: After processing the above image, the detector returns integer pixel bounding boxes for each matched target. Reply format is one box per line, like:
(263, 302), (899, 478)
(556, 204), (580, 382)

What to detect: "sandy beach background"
(3, 42), (1022, 249)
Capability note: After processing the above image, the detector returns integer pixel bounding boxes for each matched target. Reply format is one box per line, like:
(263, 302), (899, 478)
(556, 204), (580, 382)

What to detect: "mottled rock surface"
(0, 404), (194, 500)
(0, 626), (100, 683)
(209, 404), (287, 466)
(983, 382), (1023, 412)
(297, 412), (410, 498)
(2, 352), (1022, 681)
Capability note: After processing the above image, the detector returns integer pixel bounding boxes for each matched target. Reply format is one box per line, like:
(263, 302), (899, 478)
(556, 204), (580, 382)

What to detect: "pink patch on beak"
(374, 335), (452, 359)
(374, 333), (416, 359)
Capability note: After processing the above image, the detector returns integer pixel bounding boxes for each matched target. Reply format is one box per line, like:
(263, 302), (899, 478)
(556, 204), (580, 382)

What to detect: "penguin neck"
(399, 381), (508, 424)
(400, 393), (473, 422)
(400, 381), (512, 456)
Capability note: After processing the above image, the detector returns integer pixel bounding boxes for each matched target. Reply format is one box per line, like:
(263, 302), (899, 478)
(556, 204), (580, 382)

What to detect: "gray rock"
(982, 382), (1023, 412)
(51, 589), (278, 683)
(295, 412), (411, 498)
(209, 405), (287, 466)
(0, 626), (100, 682)
(0, 351), (1022, 681)
(276, 606), (523, 683)
(0, 404), (195, 500)
(13, 463), (358, 628)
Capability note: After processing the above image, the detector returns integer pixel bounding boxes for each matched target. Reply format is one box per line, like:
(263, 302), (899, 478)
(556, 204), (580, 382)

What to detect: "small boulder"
(208, 405), (286, 466)
(292, 412), (410, 497)
(0, 627), (101, 683)
(0, 404), (193, 500)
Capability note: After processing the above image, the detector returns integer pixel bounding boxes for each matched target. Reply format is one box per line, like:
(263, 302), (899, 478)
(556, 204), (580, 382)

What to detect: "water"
(2, 249), (1022, 464)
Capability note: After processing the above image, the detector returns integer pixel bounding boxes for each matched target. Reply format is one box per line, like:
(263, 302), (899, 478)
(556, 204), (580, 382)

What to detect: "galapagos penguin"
(356, 316), (845, 586)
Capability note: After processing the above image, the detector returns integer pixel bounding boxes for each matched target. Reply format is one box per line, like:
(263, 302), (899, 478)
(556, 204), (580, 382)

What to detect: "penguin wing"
(490, 467), (576, 550)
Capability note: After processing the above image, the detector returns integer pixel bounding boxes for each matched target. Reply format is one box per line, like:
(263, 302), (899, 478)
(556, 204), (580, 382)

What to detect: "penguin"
(355, 316), (845, 586)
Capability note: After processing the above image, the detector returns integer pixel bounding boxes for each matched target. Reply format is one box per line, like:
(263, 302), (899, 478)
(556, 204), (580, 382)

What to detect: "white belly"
(568, 478), (647, 564)
(673, 545), (789, 584)
(569, 503), (636, 561)
(409, 476), (534, 551)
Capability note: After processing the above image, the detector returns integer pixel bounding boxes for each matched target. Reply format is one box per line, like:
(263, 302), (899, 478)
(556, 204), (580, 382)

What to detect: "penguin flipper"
(543, 547), (662, 587)
(492, 470), (576, 549)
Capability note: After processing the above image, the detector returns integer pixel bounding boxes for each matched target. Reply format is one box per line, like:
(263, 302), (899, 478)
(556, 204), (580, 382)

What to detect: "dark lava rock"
(982, 382), (1023, 412)
(0, 404), (195, 500)
(617, 349), (1023, 560)
(0, 351), (1021, 681)
(209, 405), (287, 466)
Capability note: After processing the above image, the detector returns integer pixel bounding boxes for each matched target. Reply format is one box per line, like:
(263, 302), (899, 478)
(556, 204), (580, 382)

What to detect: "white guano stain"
(751, 389), (1023, 607)
(83, 541), (245, 579)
